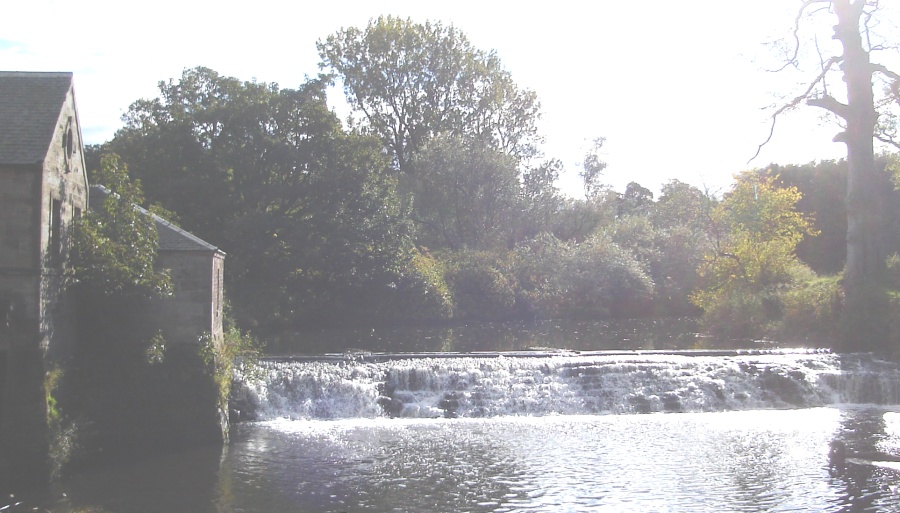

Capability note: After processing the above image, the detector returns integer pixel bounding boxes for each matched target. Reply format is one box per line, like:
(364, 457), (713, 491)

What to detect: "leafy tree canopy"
(72, 153), (171, 298)
(692, 172), (817, 314)
(318, 16), (542, 172)
(109, 67), (419, 330)
(408, 134), (519, 250)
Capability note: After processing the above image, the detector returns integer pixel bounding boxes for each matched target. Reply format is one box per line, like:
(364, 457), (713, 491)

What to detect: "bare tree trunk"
(760, 0), (898, 351)
(833, 0), (887, 351)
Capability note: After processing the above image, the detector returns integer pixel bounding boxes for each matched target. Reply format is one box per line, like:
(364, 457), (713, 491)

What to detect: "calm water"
(61, 407), (900, 512)
(264, 318), (708, 355)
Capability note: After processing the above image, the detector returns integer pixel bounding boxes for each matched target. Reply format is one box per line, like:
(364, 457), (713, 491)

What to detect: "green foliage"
(617, 182), (655, 218)
(579, 137), (608, 199)
(557, 234), (656, 319)
(692, 172), (818, 339)
(44, 366), (63, 423)
(888, 153), (900, 188)
(318, 16), (542, 171)
(442, 234), (656, 321)
(372, 249), (455, 322)
(777, 271), (842, 344)
(72, 153), (171, 298)
(605, 180), (711, 316)
(551, 193), (616, 243)
(652, 179), (713, 230)
(144, 331), (167, 365)
(516, 159), (565, 241)
(407, 135), (519, 250)
(764, 161), (848, 274)
(44, 365), (78, 480)
(887, 253), (900, 286)
(200, 325), (263, 415)
(110, 67), (417, 332)
(444, 251), (519, 320)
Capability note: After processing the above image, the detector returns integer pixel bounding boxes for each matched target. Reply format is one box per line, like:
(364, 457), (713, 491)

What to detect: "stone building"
(0, 72), (226, 485)
(0, 72), (88, 482)
(153, 210), (226, 345)
(90, 185), (226, 346)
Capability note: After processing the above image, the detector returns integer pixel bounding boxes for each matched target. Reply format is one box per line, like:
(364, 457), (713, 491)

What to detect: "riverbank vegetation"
(80, 11), (900, 354)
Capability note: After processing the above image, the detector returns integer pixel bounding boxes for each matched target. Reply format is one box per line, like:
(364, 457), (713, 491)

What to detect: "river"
(61, 407), (900, 512)
(37, 321), (900, 512)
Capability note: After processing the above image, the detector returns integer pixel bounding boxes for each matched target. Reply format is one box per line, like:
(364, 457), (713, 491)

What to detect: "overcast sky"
(5, 0), (897, 196)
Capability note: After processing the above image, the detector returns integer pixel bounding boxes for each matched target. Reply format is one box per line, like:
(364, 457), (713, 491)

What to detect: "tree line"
(81, 13), (900, 353)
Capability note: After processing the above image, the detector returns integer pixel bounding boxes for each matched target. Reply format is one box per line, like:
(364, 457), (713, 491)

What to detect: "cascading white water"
(231, 351), (900, 421)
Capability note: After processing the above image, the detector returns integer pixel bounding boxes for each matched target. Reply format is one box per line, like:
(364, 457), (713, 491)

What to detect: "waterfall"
(230, 350), (900, 421)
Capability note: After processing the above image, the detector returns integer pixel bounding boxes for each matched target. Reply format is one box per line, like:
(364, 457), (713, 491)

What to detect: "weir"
(231, 350), (900, 421)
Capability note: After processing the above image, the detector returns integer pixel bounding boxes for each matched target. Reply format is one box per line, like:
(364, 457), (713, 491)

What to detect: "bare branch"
(814, 36), (831, 96)
(875, 132), (900, 150)
(863, 3), (875, 50)
(872, 63), (900, 82)
(750, 55), (843, 163)
(770, 0), (834, 72)
(808, 94), (850, 118)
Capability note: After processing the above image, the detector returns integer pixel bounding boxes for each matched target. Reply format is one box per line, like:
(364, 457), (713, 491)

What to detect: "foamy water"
(232, 351), (900, 421)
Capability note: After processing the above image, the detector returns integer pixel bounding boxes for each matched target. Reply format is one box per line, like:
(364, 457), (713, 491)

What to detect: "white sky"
(4, 0), (898, 196)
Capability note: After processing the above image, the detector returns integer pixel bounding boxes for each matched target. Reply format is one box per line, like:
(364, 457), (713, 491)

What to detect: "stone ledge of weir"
(260, 347), (834, 364)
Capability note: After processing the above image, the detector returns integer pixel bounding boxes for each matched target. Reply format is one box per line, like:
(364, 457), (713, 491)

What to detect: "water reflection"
(828, 409), (900, 512)
(266, 318), (712, 356)
(47, 407), (900, 512)
(62, 445), (223, 513)
(216, 420), (525, 512)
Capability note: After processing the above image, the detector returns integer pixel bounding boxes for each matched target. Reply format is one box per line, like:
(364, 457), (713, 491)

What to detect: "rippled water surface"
(227, 408), (900, 512)
(65, 407), (900, 512)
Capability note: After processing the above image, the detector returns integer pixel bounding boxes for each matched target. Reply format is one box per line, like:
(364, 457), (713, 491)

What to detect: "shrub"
(370, 248), (455, 322)
(774, 268), (842, 345)
(510, 233), (655, 319)
(444, 251), (518, 320)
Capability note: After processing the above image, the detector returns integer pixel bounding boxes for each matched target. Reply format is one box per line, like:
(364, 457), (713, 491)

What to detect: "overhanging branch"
(807, 94), (850, 118)
(750, 55), (844, 162)
(871, 63), (900, 82)
(875, 132), (900, 150)
(772, 0), (835, 72)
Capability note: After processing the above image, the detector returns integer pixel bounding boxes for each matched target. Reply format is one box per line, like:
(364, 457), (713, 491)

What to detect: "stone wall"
(0, 86), (87, 487)
(150, 251), (225, 347)
(0, 167), (41, 326)
(39, 87), (87, 361)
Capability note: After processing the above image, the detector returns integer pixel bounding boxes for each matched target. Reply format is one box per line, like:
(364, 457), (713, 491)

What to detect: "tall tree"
(579, 137), (608, 200)
(692, 173), (817, 338)
(617, 182), (655, 218)
(648, 180), (713, 314)
(407, 134), (519, 250)
(758, 1), (900, 350)
(109, 67), (422, 331)
(318, 16), (542, 172)
(516, 159), (564, 242)
(765, 161), (849, 274)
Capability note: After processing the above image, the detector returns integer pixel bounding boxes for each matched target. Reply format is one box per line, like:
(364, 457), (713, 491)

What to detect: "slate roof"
(0, 71), (73, 166)
(90, 185), (223, 254)
(154, 215), (222, 254)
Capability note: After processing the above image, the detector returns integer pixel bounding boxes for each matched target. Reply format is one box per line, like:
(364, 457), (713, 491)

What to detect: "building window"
(50, 199), (62, 262)
(215, 266), (222, 319)
(63, 117), (74, 173)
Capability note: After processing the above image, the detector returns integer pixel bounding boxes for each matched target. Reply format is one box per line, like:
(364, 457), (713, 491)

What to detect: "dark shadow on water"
(56, 445), (224, 513)
(265, 317), (737, 356)
(828, 408), (900, 512)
